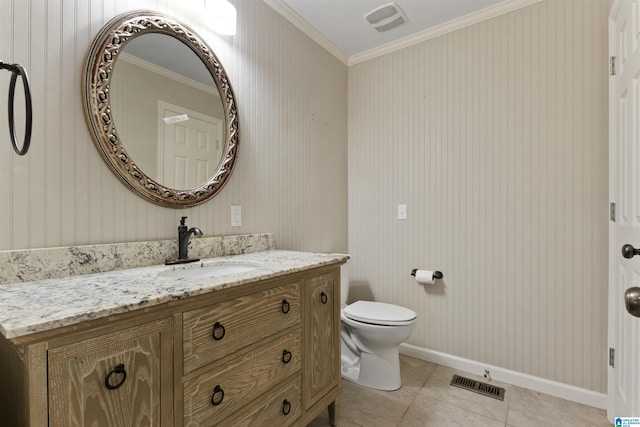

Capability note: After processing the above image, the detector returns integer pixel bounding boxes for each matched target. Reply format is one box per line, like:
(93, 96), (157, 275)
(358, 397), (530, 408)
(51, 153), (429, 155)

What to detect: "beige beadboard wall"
(0, 0), (348, 253)
(348, 0), (609, 392)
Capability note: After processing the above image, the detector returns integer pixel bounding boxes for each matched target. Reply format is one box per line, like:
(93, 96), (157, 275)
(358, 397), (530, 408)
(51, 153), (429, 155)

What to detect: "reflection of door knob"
(625, 287), (640, 318)
(622, 244), (640, 259)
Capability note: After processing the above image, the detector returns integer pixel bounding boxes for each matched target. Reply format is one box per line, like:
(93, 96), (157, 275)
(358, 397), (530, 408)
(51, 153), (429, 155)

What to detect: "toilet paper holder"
(410, 269), (443, 280)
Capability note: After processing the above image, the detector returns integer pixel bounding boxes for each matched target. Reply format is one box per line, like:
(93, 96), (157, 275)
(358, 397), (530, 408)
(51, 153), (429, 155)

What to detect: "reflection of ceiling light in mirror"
(164, 114), (190, 124)
(207, 0), (237, 35)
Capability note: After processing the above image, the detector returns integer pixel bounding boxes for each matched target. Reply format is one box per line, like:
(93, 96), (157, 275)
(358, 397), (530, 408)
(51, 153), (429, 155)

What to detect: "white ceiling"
(266, 0), (542, 64)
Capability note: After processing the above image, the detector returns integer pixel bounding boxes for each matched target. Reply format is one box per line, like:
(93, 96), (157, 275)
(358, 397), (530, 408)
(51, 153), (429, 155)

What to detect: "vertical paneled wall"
(0, 0), (348, 253)
(348, 0), (609, 392)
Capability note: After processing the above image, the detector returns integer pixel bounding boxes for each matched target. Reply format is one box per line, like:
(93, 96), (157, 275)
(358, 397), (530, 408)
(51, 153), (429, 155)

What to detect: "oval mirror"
(82, 10), (239, 208)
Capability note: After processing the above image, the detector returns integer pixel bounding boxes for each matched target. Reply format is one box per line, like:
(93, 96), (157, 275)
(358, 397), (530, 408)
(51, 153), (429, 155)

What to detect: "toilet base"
(341, 349), (401, 391)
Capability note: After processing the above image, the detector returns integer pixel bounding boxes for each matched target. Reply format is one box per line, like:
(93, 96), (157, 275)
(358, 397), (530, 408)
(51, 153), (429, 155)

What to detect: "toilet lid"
(344, 301), (417, 326)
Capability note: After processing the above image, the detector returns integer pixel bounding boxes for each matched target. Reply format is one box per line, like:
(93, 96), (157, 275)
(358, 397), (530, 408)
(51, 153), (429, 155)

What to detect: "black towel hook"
(0, 61), (32, 156)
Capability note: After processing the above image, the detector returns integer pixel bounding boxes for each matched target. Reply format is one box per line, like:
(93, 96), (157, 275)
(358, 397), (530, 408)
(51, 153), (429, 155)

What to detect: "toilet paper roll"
(414, 269), (436, 285)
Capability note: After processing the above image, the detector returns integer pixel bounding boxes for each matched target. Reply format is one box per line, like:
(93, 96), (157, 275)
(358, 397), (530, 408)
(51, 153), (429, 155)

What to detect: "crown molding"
(261, 0), (349, 65)
(349, 0), (544, 65)
(262, 0), (544, 67)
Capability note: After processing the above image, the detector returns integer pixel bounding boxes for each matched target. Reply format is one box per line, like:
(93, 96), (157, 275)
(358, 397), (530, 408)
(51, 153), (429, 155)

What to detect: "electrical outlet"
(231, 205), (242, 227)
(397, 204), (407, 220)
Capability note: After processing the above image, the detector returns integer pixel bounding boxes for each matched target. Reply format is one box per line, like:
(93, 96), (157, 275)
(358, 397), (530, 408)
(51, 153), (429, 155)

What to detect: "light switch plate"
(397, 204), (407, 220)
(231, 205), (242, 227)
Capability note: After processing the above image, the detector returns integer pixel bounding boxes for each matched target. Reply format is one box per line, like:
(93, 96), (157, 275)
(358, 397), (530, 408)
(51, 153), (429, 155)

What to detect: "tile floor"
(308, 355), (612, 427)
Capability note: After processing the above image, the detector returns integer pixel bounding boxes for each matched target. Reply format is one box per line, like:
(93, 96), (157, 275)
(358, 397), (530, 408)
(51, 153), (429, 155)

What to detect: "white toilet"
(340, 265), (417, 391)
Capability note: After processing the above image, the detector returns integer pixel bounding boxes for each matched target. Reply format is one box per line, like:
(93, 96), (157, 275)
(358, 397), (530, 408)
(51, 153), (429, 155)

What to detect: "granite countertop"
(0, 250), (348, 340)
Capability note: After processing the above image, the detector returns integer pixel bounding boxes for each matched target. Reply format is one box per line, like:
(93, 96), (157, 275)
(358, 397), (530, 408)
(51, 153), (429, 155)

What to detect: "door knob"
(622, 244), (640, 259)
(625, 287), (640, 318)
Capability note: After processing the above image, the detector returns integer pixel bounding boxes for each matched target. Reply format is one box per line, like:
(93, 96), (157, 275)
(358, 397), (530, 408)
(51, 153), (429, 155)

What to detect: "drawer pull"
(320, 292), (328, 304)
(282, 399), (292, 415)
(282, 349), (292, 364)
(211, 385), (225, 406)
(281, 299), (290, 314)
(212, 322), (226, 341)
(104, 364), (127, 390)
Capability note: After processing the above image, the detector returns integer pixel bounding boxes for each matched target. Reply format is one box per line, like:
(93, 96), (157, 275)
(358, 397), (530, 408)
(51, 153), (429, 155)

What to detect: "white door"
(609, 0), (640, 420)
(158, 102), (223, 189)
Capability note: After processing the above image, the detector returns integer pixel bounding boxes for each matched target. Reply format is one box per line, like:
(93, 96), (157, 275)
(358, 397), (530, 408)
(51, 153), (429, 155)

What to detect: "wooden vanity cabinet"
(0, 263), (343, 427)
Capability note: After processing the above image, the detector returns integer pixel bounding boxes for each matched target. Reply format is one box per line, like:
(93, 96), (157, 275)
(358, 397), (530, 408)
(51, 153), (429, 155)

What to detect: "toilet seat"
(344, 301), (416, 326)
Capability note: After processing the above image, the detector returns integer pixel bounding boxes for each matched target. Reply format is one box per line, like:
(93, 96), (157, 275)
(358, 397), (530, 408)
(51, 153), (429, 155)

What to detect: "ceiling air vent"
(365, 2), (407, 32)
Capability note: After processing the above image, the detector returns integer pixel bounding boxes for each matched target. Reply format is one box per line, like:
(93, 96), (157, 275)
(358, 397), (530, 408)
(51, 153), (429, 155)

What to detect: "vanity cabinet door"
(48, 319), (173, 427)
(303, 270), (340, 409)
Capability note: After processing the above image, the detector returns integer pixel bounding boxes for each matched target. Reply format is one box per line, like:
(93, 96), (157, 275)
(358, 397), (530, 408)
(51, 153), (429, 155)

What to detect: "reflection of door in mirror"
(109, 33), (225, 190)
(158, 102), (223, 189)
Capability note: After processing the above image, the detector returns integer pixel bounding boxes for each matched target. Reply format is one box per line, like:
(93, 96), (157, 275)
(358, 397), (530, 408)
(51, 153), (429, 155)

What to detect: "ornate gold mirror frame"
(82, 10), (239, 208)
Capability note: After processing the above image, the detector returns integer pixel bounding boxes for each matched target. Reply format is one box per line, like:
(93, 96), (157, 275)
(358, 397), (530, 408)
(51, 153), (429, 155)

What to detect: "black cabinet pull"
(282, 349), (292, 364)
(282, 399), (292, 415)
(320, 292), (328, 304)
(281, 299), (290, 314)
(104, 364), (127, 390)
(212, 322), (226, 340)
(211, 385), (225, 406)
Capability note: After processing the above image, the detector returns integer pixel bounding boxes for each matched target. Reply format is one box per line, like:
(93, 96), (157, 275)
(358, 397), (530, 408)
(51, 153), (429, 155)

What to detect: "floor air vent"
(450, 375), (505, 401)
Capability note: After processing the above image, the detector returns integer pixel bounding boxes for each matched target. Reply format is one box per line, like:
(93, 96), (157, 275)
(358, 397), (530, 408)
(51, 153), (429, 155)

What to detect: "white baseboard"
(400, 343), (607, 410)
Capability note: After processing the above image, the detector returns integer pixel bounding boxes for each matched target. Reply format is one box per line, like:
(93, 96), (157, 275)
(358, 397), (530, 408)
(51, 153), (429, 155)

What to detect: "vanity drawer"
(224, 376), (301, 427)
(183, 330), (301, 425)
(183, 282), (300, 373)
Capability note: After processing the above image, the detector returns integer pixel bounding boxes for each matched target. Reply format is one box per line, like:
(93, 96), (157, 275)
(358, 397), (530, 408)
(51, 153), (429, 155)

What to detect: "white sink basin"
(158, 263), (258, 280)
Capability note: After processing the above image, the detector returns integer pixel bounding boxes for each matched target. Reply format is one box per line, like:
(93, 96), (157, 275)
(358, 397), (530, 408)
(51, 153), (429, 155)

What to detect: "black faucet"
(178, 216), (203, 260)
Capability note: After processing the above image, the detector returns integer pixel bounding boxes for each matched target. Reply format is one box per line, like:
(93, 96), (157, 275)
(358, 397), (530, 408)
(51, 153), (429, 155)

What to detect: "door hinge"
(610, 202), (616, 222)
(609, 347), (615, 367)
(610, 56), (617, 76)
